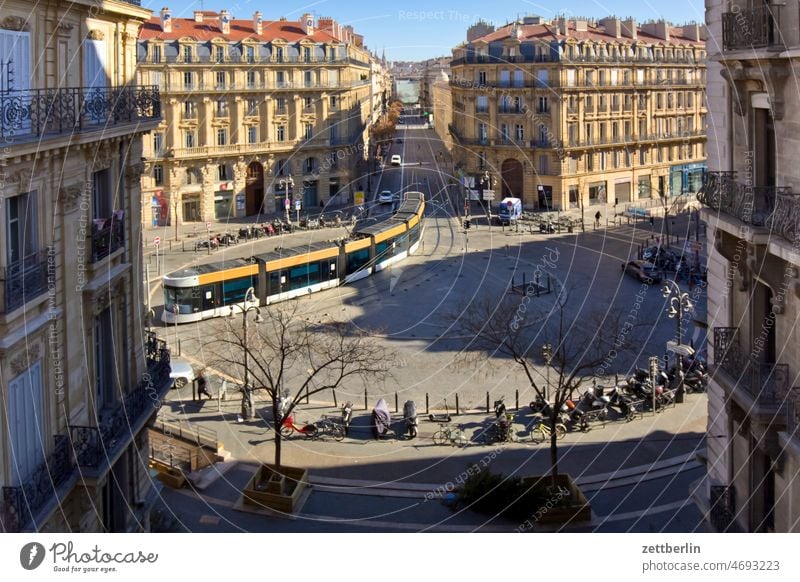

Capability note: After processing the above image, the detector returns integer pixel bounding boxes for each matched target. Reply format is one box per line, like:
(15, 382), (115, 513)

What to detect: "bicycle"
(315, 415), (346, 442)
(432, 424), (468, 447)
(528, 419), (567, 443)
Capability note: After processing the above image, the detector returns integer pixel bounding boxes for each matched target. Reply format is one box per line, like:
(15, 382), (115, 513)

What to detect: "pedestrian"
(197, 369), (213, 400)
(595, 210), (602, 227)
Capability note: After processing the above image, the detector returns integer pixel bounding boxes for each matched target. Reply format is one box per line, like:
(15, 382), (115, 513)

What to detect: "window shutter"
(83, 39), (108, 89)
(8, 361), (44, 485)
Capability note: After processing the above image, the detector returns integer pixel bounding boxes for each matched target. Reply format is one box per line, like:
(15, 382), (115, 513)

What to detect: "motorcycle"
(403, 400), (418, 439)
(371, 398), (393, 439)
(219, 232), (238, 246)
(341, 401), (354, 435)
(493, 396), (507, 418)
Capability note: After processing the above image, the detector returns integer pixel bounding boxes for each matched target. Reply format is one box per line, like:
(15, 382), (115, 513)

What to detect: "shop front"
(670, 162), (707, 196)
(214, 190), (234, 220)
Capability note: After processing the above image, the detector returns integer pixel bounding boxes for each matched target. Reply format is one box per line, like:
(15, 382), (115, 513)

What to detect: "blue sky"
(145, 1), (707, 61)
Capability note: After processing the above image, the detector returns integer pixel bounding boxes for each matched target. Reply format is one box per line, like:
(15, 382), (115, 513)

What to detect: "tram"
(162, 192), (425, 324)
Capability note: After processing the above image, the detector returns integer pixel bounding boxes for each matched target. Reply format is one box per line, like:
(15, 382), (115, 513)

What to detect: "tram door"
(201, 285), (219, 314)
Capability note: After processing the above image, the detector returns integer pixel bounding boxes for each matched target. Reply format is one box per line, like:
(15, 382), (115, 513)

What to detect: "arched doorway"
(245, 162), (264, 216)
(501, 158), (523, 198)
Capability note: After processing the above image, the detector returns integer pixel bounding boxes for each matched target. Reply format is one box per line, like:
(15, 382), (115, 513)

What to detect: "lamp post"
(280, 176), (295, 224)
(541, 343), (552, 401)
(662, 279), (693, 403)
(228, 287), (263, 419)
(480, 170), (496, 223)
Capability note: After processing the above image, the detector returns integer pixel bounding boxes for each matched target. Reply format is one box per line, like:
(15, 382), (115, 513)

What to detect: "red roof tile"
(139, 16), (338, 43)
(471, 21), (703, 46)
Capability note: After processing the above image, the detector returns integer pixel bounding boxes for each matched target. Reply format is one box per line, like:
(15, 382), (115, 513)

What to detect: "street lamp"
(279, 176), (295, 224)
(662, 279), (693, 403)
(228, 287), (263, 419)
(480, 170), (496, 222)
(541, 343), (552, 401)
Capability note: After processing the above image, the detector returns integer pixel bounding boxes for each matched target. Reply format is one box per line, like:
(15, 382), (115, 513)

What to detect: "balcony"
(0, 85), (160, 144)
(722, 5), (781, 51)
(699, 172), (799, 243)
(2, 435), (76, 533)
(0, 250), (48, 314)
(70, 332), (171, 471)
(713, 327), (790, 409)
(91, 211), (125, 263)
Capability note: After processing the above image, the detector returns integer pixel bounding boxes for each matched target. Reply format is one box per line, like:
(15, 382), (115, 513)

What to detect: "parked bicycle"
(528, 418), (567, 444)
(432, 424), (468, 447)
(279, 413), (345, 441)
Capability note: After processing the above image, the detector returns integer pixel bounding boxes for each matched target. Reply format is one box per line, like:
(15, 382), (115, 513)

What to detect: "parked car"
(169, 359), (195, 388)
(378, 190), (394, 204)
(622, 260), (662, 284)
(391, 155), (402, 166)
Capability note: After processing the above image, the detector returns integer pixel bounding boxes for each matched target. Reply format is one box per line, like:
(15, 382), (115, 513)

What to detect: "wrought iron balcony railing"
(0, 250), (48, 313)
(2, 435), (75, 533)
(722, 5), (781, 51)
(0, 85), (160, 143)
(713, 327), (790, 406)
(70, 331), (171, 469)
(699, 171), (799, 243)
(91, 211), (125, 262)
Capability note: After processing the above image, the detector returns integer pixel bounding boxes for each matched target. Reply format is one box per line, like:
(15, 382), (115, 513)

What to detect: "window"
(150, 44), (162, 62)
(92, 169), (112, 220)
(247, 71), (256, 88)
(586, 153), (593, 171)
(215, 100), (228, 116)
(657, 93), (663, 109)
(688, 92), (694, 108)
(7, 361), (44, 485)
(499, 70), (510, 87)
(538, 124), (548, 144)
(94, 307), (114, 409)
(478, 152), (486, 169)
(536, 70), (548, 87)
(539, 155), (549, 175)
(275, 47), (284, 62)
(599, 95), (607, 112)
(152, 132), (163, 155)
(568, 157), (577, 174)
(247, 99), (258, 116)
(216, 71), (226, 89)
(276, 71), (286, 87)
(304, 47), (312, 62)
(247, 126), (257, 144)
(330, 95), (338, 109)
(515, 124), (524, 141)
(304, 96), (313, 110)
(585, 96), (593, 112)
(478, 123), (488, 143)
(304, 158), (317, 173)
(304, 123), (313, 140)
(304, 71), (313, 88)
(513, 70), (524, 87)
(215, 45), (225, 63)
(185, 168), (200, 185)
(5, 190), (38, 266)
(182, 44), (192, 63)
(277, 125), (286, 141)
(183, 71), (193, 89)
(477, 71), (486, 85)
(218, 164), (230, 181)
(153, 164), (164, 186)
(216, 128), (227, 146)
(183, 101), (196, 119)
(276, 97), (286, 114)
(150, 70), (163, 89)
(599, 151), (607, 170)
(246, 46), (255, 63)
(538, 96), (549, 113)
(184, 130), (195, 148)
(476, 95), (488, 113)
(639, 147), (646, 165)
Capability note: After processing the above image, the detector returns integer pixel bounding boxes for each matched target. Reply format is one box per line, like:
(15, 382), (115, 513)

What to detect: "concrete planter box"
(520, 473), (591, 524)
(242, 464), (308, 513)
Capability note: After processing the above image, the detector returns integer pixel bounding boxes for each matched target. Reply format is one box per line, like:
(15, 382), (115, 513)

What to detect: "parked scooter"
(493, 396), (507, 418)
(403, 400), (418, 439)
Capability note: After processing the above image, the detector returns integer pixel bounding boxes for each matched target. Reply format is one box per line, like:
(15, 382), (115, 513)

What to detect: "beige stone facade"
(0, 0), (168, 532)
(137, 9), (387, 229)
(446, 16), (707, 214)
(697, 0), (800, 532)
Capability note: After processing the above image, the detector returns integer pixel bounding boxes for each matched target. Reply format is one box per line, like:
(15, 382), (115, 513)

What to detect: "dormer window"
(150, 44), (162, 63)
(246, 45), (255, 63)
(303, 47), (312, 63)
(182, 44), (192, 63)
(275, 47), (284, 63)
(215, 45), (225, 63)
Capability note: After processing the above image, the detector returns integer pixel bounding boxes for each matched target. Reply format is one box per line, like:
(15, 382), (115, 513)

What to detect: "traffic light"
(463, 219), (471, 230)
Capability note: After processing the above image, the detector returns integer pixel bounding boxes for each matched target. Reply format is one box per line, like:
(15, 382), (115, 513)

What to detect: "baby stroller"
(372, 398), (392, 439)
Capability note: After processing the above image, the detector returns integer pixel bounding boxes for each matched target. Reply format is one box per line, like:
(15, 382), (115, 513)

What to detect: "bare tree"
(211, 302), (393, 468)
(447, 283), (650, 484)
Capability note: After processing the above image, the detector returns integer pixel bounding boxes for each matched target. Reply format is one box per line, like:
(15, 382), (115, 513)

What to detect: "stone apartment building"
(444, 16), (707, 215)
(696, 0), (800, 532)
(0, 0), (170, 533)
(137, 9), (387, 229)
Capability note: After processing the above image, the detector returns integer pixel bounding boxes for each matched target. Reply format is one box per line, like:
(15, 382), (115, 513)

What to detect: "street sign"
(153, 236), (161, 246)
(295, 199), (301, 211)
(483, 189), (496, 201)
(284, 198), (291, 209)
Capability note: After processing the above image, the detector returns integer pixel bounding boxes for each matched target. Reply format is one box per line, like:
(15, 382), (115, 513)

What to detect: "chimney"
(160, 7), (172, 33)
(574, 19), (588, 32)
(219, 9), (231, 35)
(601, 17), (621, 38)
(254, 11), (263, 35)
(643, 19), (670, 41)
(194, 11), (203, 23)
(554, 17), (567, 36)
(621, 18), (637, 40)
(682, 23), (701, 41)
(302, 13), (314, 35)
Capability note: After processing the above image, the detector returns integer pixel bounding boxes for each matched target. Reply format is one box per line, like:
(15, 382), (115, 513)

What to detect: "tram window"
(288, 262), (320, 290)
(409, 224), (420, 245)
(268, 271), (284, 295)
(375, 241), (389, 260)
(396, 233), (409, 251)
(222, 276), (255, 305)
(346, 248), (370, 274)
(164, 287), (200, 314)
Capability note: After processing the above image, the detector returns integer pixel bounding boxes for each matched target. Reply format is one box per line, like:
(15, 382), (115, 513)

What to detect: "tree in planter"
(447, 282), (650, 485)
(211, 302), (393, 468)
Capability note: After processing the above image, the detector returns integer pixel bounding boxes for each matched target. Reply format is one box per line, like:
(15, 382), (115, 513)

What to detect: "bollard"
(425, 393), (429, 415)
(486, 391), (490, 414)
(455, 393), (460, 415)
(192, 378), (197, 401)
(332, 389), (338, 408)
(515, 389), (519, 411)
(364, 388), (368, 411)
(395, 392), (398, 413)
(305, 386), (310, 404)
(522, 272), (526, 288)
(177, 339), (181, 357)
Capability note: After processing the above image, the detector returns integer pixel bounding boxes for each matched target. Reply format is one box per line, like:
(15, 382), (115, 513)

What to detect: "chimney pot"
(160, 8), (172, 33)
(194, 11), (203, 23)
(254, 11), (263, 35)
(220, 9), (231, 34)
